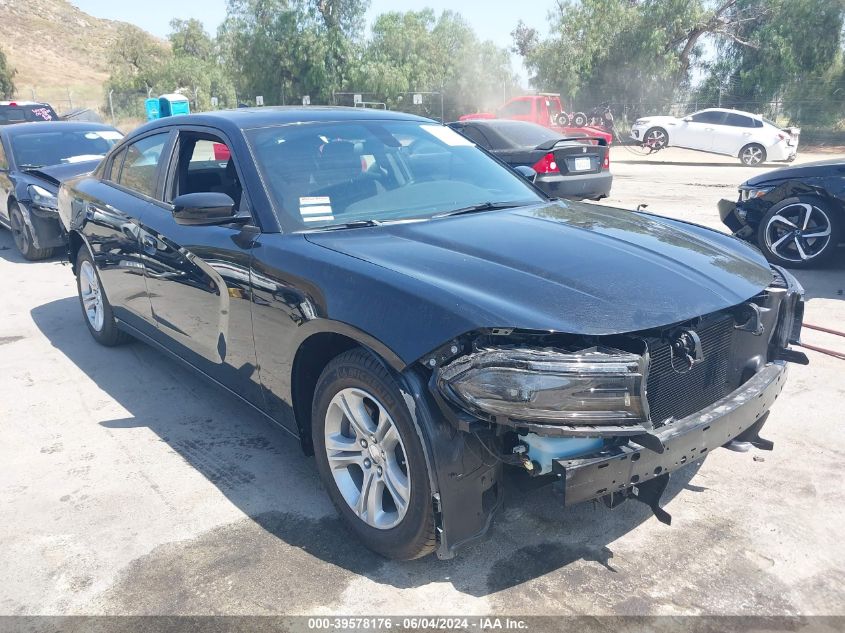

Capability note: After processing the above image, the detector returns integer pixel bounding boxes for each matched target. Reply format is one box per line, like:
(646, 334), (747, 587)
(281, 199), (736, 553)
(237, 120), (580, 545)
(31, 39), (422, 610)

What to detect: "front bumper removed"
(553, 361), (788, 516)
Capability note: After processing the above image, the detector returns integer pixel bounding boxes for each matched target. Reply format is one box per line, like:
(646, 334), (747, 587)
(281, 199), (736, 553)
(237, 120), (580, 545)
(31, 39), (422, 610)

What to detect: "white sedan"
(630, 108), (800, 166)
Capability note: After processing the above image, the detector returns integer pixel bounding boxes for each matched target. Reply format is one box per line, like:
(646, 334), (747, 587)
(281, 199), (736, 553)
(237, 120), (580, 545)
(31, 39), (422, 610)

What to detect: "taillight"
(532, 153), (559, 174)
(777, 133), (787, 141)
(603, 153), (610, 169)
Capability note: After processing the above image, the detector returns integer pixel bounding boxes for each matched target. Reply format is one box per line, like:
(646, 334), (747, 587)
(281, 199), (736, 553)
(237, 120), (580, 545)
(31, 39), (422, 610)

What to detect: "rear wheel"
(75, 246), (131, 346)
(740, 143), (766, 166)
(312, 349), (436, 560)
(10, 205), (52, 261)
(643, 127), (668, 151)
(758, 196), (841, 268)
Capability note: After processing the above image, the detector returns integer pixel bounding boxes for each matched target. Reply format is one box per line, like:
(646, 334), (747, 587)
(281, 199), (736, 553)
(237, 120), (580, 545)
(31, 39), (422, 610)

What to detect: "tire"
(757, 196), (841, 269)
(556, 112), (570, 126)
(75, 246), (131, 346)
(571, 112), (588, 127)
(312, 349), (436, 560)
(740, 143), (767, 166)
(643, 126), (668, 150)
(10, 204), (52, 261)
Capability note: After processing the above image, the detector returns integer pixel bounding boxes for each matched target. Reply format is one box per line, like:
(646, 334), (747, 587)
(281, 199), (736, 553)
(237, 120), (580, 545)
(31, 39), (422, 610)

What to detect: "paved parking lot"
(1, 148), (843, 616)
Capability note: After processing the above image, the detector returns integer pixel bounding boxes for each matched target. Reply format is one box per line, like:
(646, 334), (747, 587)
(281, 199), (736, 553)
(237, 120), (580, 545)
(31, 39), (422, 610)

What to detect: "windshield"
(246, 120), (544, 231)
(488, 121), (564, 148)
(10, 128), (123, 168)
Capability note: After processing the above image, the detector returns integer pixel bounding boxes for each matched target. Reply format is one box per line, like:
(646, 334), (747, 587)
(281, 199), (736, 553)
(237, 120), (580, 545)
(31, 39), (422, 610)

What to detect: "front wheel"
(312, 349), (436, 560)
(10, 204), (52, 261)
(740, 143), (767, 166)
(758, 196), (841, 268)
(643, 127), (668, 151)
(75, 246), (131, 345)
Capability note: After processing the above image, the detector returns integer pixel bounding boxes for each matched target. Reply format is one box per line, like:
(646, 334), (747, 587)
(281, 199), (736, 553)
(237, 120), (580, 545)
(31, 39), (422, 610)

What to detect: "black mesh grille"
(770, 267), (788, 289)
(646, 317), (735, 428)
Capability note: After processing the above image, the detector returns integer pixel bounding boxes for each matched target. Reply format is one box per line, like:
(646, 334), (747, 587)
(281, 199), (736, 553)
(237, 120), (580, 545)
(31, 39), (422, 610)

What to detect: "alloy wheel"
(645, 129), (666, 149)
(79, 260), (105, 332)
(324, 387), (411, 530)
(742, 145), (764, 165)
(765, 202), (832, 263)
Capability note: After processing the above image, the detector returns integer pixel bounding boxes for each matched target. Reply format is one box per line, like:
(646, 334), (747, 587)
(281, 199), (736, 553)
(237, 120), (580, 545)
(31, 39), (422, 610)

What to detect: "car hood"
(21, 160), (101, 188)
(305, 202), (774, 335)
(744, 158), (845, 187)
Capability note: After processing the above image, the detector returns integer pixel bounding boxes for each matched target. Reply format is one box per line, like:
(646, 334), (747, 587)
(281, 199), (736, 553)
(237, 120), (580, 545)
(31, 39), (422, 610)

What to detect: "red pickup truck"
(460, 94), (613, 145)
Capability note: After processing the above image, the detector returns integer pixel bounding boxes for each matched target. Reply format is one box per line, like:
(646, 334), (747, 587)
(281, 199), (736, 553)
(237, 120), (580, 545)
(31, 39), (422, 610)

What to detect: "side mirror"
(513, 165), (537, 182)
(172, 192), (237, 226)
(683, 116), (693, 122)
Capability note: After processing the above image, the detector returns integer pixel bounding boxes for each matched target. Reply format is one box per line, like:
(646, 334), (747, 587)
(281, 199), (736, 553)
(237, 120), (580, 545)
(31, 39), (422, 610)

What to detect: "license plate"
(573, 157), (592, 171)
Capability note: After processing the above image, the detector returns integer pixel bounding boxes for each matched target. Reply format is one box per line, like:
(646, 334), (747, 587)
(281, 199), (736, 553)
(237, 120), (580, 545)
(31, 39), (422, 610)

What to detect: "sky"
(71, 0), (554, 82)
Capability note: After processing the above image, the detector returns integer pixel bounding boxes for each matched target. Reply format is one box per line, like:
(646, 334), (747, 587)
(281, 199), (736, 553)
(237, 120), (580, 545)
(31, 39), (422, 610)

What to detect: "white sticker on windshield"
(300, 196), (334, 222)
(420, 124), (475, 147)
(96, 131), (124, 140)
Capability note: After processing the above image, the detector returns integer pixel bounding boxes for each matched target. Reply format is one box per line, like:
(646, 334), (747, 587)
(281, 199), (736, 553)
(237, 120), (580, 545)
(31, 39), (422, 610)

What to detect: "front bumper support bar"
(552, 362), (788, 509)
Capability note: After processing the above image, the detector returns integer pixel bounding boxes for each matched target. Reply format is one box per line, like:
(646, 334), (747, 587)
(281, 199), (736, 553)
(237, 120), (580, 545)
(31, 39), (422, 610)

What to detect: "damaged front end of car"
(419, 265), (807, 558)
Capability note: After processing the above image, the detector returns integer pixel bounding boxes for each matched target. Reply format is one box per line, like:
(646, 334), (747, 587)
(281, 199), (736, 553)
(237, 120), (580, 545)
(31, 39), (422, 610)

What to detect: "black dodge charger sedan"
(448, 119), (612, 200)
(0, 121), (123, 259)
(719, 158), (844, 268)
(59, 107), (806, 560)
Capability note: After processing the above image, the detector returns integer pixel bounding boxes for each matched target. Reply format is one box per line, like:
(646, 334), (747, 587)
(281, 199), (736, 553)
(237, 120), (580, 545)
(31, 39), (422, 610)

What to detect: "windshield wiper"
(305, 219), (384, 232)
(433, 201), (524, 219)
(19, 164), (44, 170)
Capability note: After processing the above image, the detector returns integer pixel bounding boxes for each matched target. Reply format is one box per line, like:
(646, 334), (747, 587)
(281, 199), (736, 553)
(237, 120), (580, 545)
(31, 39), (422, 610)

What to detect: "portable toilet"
(158, 94), (191, 118)
(144, 98), (161, 121)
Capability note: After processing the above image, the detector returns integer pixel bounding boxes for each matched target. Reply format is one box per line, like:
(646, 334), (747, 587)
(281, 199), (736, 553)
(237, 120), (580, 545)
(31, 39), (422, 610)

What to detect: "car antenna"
(636, 203), (648, 211)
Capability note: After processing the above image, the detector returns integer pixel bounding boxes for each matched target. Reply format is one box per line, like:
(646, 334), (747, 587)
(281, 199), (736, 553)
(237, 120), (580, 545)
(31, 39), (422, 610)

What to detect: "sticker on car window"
(300, 196), (334, 222)
(420, 124), (475, 147)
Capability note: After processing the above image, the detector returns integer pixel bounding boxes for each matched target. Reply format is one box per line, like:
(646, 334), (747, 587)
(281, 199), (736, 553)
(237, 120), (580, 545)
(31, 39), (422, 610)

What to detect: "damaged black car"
(719, 158), (844, 268)
(59, 108), (807, 560)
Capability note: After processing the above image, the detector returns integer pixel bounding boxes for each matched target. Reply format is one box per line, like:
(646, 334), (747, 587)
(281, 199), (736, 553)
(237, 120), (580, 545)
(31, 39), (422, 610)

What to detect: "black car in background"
(719, 158), (844, 268)
(0, 101), (59, 125)
(60, 108), (804, 560)
(448, 119), (612, 200)
(0, 121), (123, 259)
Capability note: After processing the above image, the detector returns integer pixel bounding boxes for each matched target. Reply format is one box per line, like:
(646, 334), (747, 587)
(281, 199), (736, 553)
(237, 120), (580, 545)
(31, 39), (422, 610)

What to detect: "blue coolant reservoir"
(522, 434), (604, 474)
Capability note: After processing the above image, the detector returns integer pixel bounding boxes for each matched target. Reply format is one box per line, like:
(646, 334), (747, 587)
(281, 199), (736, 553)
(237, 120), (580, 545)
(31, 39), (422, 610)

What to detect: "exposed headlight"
(739, 186), (773, 202)
(28, 185), (58, 210)
(436, 346), (646, 425)
(634, 119), (650, 126)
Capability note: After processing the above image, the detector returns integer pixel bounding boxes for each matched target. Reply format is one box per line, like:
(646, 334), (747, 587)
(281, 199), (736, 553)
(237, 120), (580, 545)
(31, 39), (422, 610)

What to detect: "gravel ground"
(0, 147), (843, 618)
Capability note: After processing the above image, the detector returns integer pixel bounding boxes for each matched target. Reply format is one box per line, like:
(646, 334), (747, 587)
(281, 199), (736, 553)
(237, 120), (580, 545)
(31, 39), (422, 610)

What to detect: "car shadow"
(789, 255), (845, 301)
(30, 296), (702, 599)
(615, 158), (767, 168)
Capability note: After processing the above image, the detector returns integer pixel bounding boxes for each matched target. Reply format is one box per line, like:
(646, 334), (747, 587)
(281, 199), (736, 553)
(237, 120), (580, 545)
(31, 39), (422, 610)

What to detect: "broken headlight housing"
(436, 346), (647, 425)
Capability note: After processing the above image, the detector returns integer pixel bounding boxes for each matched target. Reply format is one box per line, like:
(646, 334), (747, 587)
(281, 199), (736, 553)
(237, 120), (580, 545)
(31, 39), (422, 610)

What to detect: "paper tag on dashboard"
(300, 196), (334, 222)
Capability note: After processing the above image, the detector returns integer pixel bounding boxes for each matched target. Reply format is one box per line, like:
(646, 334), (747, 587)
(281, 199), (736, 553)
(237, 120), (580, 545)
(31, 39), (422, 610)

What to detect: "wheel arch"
(289, 324), (406, 455)
(67, 229), (92, 275)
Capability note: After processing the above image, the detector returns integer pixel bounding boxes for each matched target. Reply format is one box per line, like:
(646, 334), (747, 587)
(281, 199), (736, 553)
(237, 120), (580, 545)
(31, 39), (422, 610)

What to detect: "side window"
(691, 111), (726, 125)
(499, 100), (532, 117)
(0, 139), (7, 170)
(724, 113), (754, 128)
(457, 126), (490, 148)
(171, 134), (243, 211)
(106, 147), (127, 182)
(117, 133), (170, 198)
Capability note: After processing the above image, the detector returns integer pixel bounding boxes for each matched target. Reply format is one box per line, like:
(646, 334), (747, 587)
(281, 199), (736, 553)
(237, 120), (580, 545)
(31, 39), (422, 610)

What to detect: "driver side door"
(673, 111), (726, 152)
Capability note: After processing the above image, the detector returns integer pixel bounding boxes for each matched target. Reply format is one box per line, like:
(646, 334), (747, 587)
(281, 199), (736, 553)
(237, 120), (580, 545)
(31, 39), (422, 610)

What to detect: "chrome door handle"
(141, 235), (157, 254)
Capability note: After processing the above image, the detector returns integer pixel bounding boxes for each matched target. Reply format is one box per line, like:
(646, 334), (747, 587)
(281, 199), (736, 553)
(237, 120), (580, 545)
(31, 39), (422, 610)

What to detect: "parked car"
(0, 121), (123, 259)
(448, 119), (612, 200)
(719, 158), (844, 268)
(631, 108), (800, 166)
(460, 94), (614, 145)
(0, 101), (59, 125)
(60, 107), (806, 561)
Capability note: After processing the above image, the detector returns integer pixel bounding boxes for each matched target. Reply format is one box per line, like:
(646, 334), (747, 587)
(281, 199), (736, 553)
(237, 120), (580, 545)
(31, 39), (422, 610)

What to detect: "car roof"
(455, 119), (544, 129)
(698, 107), (762, 119)
(0, 121), (118, 137)
(126, 106), (433, 141)
(0, 101), (53, 107)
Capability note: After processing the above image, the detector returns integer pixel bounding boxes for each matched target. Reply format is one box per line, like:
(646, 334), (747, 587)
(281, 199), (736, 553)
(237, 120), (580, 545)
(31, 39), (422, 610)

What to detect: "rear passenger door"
(0, 133), (11, 225)
(80, 131), (172, 331)
(137, 127), (264, 406)
(715, 112), (757, 155)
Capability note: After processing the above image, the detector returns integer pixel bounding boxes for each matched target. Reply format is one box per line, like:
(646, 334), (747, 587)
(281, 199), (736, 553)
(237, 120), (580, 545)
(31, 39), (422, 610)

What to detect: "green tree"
(0, 46), (15, 99)
(169, 18), (214, 61)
